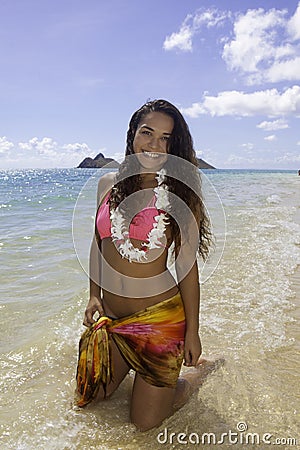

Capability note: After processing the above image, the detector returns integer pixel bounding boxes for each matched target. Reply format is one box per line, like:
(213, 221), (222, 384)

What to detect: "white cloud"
(164, 3), (300, 84)
(297, 141), (300, 145)
(287, 2), (300, 40)
(193, 9), (229, 28)
(181, 102), (206, 118)
(62, 142), (91, 153)
(18, 137), (58, 156)
(0, 137), (105, 168)
(261, 56), (300, 84)
(275, 152), (300, 163)
(223, 8), (288, 72)
(182, 85), (300, 118)
(0, 136), (14, 154)
(222, 4), (300, 85)
(163, 8), (229, 52)
(264, 135), (277, 141)
(241, 143), (254, 151)
(18, 137), (94, 159)
(163, 23), (193, 52)
(257, 119), (289, 131)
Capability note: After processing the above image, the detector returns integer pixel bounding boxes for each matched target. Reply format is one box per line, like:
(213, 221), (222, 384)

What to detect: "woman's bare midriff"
(100, 238), (179, 318)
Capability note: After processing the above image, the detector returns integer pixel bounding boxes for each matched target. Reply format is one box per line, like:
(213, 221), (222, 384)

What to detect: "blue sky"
(1, 0), (300, 169)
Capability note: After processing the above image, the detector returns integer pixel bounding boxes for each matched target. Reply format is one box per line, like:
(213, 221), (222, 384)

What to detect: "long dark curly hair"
(109, 99), (212, 260)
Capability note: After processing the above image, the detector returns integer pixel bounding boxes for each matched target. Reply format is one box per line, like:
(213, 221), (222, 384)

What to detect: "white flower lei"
(110, 168), (170, 263)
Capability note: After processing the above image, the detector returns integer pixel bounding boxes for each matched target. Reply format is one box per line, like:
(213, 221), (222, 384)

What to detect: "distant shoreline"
(76, 152), (216, 170)
(1, 167), (299, 172)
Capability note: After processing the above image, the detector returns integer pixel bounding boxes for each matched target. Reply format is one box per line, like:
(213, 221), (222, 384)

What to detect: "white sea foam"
(266, 194), (281, 204)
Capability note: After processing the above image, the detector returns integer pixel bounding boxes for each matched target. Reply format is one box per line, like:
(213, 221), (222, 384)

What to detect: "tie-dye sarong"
(76, 292), (185, 407)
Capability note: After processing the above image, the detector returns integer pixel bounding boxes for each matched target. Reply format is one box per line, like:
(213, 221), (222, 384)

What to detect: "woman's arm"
(83, 172), (115, 327)
(177, 259), (202, 366)
(175, 211), (202, 366)
(83, 236), (104, 326)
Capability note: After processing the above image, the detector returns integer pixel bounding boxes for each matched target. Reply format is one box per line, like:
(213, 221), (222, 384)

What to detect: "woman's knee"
(130, 374), (175, 431)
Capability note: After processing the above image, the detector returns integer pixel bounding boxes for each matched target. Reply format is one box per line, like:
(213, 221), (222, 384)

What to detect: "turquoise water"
(0, 168), (299, 449)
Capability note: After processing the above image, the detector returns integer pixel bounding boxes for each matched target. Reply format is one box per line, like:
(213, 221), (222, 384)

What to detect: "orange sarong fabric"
(76, 292), (185, 407)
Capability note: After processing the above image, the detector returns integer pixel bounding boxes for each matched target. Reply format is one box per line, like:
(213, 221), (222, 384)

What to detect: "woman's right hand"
(83, 296), (104, 327)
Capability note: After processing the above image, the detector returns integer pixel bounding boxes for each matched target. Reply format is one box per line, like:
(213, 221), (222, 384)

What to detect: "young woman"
(76, 99), (222, 431)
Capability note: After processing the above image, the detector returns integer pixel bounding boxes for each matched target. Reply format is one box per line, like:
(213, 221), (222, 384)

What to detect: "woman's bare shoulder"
(97, 172), (117, 204)
(98, 171), (117, 187)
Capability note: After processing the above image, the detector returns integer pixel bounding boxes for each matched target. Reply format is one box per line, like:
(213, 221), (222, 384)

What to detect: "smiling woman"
(133, 112), (173, 169)
(75, 99), (223, 431)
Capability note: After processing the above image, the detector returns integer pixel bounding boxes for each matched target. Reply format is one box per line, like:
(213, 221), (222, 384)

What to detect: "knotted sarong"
(76, 292), (185, 407)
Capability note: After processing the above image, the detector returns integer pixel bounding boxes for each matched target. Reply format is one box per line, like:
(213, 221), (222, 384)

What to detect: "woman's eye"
(141, 130), (151, 135)
(162, 136), (169, 141)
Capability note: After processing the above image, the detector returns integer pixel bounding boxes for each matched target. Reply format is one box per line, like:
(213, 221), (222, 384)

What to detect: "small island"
(77, 153), (216, 169)
(77, 152), (119, 168)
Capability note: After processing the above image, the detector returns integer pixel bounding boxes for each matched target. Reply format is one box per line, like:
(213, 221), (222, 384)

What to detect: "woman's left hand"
(184, 331), (202, 367)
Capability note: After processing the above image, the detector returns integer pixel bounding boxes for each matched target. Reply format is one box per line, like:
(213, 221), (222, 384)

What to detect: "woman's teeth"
(142, 151), (160, 158)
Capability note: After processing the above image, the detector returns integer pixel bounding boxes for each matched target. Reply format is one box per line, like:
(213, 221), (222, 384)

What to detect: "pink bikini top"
(96, 191), (165, 242)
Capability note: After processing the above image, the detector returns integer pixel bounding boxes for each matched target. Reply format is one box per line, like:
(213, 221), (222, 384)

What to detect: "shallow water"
(0, 169), (299, 449)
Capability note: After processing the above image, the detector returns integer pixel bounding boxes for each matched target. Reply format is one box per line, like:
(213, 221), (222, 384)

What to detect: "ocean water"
(0, 168), (299, 450)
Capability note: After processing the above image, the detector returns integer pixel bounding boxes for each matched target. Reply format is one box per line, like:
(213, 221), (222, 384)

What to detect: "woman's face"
(132, 111), (174, 171)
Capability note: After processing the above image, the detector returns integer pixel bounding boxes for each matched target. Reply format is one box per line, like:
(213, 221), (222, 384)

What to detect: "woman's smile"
(141, 150), (163, 159)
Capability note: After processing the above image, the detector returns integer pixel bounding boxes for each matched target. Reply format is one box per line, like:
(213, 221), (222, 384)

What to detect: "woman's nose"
(148, 137), (159, 149)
